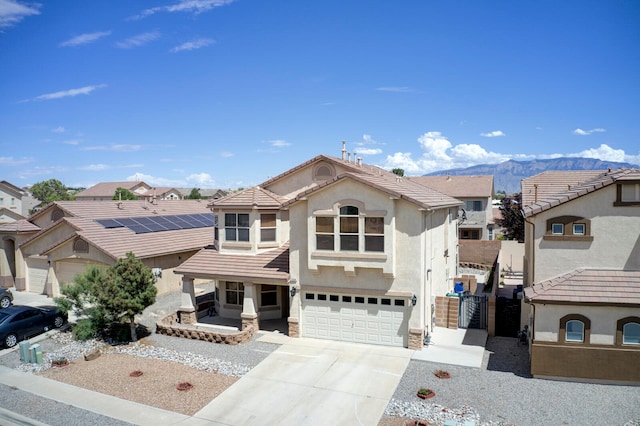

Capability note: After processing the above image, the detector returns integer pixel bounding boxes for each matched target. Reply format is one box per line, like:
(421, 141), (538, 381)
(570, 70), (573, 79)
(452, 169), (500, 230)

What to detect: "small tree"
(55, 266), (108, 340)
(392, 168), (405, 176)
(113, 187), (138, 200)
(495, 193), (524, 242)
(185, 188), (202, 199)
(31, 179), (74, 207)
(93, 252), (157, 341)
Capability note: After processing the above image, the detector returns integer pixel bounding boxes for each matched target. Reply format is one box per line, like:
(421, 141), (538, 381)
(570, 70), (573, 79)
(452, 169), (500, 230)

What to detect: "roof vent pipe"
(357, 157), (362, 167)
(347, 152), (351, 163)
(342, 141), (347, 160)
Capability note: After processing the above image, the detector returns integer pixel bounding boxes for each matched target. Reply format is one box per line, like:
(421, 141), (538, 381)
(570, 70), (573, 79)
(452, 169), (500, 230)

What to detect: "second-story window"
(225, 213), (249, 242)
(260, 214), (276, 242)
(339, 206), (359, 251)
(316, 206), (385, 253)
(466, 200), (482, 211)
(316, 217), (335, 250)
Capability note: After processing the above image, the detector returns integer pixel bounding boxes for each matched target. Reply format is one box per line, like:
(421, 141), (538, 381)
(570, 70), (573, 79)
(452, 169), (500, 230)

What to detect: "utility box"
(29, 344), (43, 364)
(18, 341), (30, 362)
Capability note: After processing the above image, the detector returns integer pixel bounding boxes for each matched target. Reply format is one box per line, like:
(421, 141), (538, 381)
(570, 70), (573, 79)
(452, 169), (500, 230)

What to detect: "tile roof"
(521, 170), (607, 207)
(0, 219), (40, 233)
(22, 200), (213, 260)
(523, 168), (640, 217)
(410, 175), (494, 198)
(34, 200), (210, 221)
(75, 181), (146, 198)
(524, 269), (640, 306)
(209, 186), (289, 209)
(284, 172), (462, 210)
(175, 244), (290, 282)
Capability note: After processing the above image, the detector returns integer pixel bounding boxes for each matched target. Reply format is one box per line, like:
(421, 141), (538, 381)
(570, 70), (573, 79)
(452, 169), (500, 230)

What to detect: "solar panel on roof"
(96, 219), (124, 228)
(96, 213), (214, 234)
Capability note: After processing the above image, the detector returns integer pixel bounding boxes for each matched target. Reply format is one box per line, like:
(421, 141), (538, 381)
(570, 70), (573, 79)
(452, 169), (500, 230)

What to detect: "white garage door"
(302, 292), (407, 347)
(27, 258), (48, 294)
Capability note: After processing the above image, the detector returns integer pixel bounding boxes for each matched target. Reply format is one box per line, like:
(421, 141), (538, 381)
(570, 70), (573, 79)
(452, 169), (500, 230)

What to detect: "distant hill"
(424, 157), (639, 193)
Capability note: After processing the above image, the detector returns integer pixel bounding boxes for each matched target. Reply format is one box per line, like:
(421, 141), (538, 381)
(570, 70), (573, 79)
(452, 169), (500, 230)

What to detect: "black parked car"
(0, 288), (13, 309)
(0, 305), (67, 348)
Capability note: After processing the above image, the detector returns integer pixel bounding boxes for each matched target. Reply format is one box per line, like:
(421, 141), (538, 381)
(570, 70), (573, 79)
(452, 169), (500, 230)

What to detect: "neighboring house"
(521, 168), (640, 383)
(0, 181), (39, 223)
(411, 175), (495, 240)
(0, 200), (213, 296)
(177, 188), (229, 200)
(75, 181), (184, 201)
(175, 145), (462, 350)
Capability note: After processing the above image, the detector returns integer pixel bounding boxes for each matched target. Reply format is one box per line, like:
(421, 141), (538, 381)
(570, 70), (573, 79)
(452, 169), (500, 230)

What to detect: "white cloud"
(170, 38), (215, 52)
(0, 0), (39, 28)
(116, 32), (160, 49)
(567, 143), (625, 162)
(0, 156), (33, 166)
(354, 148), (382, 155)
(133, 0), (235, 19)
(573, 128), (606, 136)
(33, 84), (107, 101)
(60, 31), (111, 47)
(270, 140), (291, 147)
(376, 86), (415, 93)
(80, 144), (143, 152)
(51, 126), (65, 133)
(63, 139), (80, 145)
(186, 172), (216, 188)
(220, 151), (234, 158)
(79, 163), (142, 171)
(480, 130), (505, 138)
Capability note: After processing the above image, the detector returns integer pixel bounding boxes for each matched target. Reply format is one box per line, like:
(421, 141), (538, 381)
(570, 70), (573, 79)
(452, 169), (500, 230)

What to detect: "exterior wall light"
(411, 294), (417, 306)
(290, 287), (297, 297)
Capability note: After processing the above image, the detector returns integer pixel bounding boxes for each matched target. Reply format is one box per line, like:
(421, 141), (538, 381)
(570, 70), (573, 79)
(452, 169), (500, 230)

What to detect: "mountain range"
(425, 157), (639, 193)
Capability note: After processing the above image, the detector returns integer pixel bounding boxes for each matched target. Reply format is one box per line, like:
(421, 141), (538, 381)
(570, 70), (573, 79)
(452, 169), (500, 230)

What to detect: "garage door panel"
(302, 293), (407, 347)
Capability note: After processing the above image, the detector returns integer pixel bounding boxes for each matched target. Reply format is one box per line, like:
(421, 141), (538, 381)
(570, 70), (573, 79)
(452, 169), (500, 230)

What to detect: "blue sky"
(1, 1), (639, 190)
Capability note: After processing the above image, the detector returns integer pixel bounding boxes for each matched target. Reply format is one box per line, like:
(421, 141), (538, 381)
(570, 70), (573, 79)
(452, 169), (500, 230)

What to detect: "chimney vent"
(341, 141), (347, 161)
(347, 152), (351, 163)
(357, 157), (362, 167)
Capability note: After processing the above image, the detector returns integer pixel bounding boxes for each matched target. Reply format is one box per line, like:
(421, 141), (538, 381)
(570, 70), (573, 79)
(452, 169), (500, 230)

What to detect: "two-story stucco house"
(0, 181), (39, 224)
(75, 181), (184, 201)
(410, 175), (495, 240)
(522, 168), (640, 383)
(175, 147), (462, 350)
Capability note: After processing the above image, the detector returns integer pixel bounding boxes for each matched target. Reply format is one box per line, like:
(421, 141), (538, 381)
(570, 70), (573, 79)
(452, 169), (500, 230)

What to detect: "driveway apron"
(192, 337), (412, 425)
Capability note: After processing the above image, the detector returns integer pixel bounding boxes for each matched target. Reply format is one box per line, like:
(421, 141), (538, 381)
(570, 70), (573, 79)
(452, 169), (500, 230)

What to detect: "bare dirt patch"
(39, 353), (238, 416)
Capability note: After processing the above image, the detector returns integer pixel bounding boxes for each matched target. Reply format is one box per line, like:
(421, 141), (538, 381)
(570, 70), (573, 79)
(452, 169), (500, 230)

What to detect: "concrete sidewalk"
(192, 334), (413, 425)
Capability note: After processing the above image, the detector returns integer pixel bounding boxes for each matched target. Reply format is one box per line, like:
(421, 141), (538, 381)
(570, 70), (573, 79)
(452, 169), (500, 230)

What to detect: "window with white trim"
(225, 282), (244, 305)
(225, 213), (249, 242)
(552, 223), (564, 235)
(315, 205), (385, 253)
(364, 217), (384, 252)
(339, 206), (359, 251)
(565, 320), (584, 342)
(573, 223), (585, 235)
(260, 214), (276, 242)
(466, 200), (483, 211)
(316, 216), (335, 250)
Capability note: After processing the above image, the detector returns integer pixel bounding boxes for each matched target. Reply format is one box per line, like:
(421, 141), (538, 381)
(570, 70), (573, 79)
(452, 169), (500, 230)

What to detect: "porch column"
(44, 259), (55, 297)
(0, 242), (14, 288)
(241, 282), (259, 331)
(178, 277), (197, 325)
(14, 247), (25, 291)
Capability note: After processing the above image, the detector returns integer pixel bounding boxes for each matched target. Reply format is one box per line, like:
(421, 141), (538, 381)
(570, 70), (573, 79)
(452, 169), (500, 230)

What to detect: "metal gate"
(458, 293), (488, 329)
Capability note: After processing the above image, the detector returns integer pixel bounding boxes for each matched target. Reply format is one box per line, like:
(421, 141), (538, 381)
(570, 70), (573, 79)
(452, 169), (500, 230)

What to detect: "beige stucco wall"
(499, 240), (524, 272)
(533, 304), (639, 345)
(530, 185), (640, 283)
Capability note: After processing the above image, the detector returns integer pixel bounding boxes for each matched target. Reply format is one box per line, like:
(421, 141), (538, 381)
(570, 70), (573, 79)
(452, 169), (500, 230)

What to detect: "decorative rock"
(84, 348), (101, 361)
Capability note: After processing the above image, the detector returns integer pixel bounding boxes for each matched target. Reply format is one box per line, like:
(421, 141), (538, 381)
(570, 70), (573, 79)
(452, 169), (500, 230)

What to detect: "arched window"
(616, 317), (640, 346)
(559, 314), (590, 343)
(565, 320), (584, 342)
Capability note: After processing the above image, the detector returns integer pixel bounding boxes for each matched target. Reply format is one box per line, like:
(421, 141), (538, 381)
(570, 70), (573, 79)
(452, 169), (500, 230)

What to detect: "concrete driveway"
(192, 335), (413, 425)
